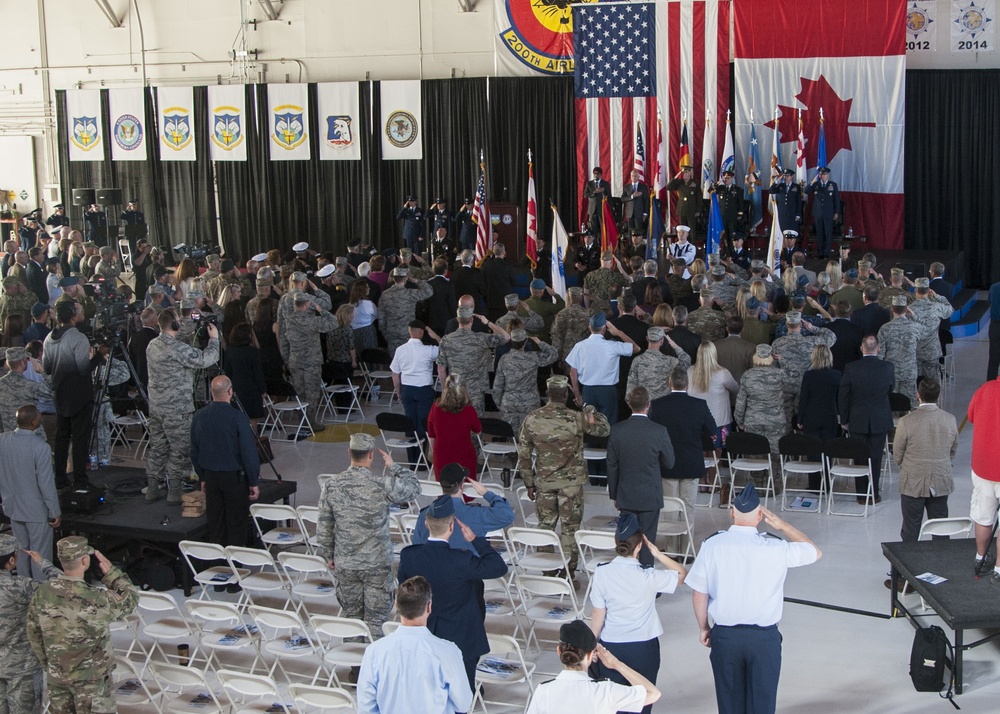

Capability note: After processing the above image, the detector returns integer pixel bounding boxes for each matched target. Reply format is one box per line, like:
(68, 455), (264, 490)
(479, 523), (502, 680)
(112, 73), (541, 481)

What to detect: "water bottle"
(371, 384), (381, 402)
(849, 226), (854, 238)
(89, 454), (98, 469)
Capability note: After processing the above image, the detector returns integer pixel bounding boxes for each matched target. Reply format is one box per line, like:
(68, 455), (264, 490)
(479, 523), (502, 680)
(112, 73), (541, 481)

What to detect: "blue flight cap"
(428, 494), (455, 519)
(615, 512), (641, 541)
(796, 273), (810, 287)
(733, 482), (761, 513)
(589, 311), (607, 329)
(530, 279), (546, 290)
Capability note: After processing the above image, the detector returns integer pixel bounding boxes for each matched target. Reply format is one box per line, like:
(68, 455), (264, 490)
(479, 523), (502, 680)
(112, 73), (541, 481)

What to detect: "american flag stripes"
(472, 153), (492, 265)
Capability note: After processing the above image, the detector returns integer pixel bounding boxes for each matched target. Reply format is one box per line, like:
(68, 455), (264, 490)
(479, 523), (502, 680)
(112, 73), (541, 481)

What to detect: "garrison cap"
(31, 302), (49, 318)
(733, 482), (761, 512)
(428, 494), (455, 518)
(616, 512), (641, 541)
(59, 276), (80, 287)
(530, 279), (546, 290)
(845, 268), (859, 278)
(589, 311), (607, 329)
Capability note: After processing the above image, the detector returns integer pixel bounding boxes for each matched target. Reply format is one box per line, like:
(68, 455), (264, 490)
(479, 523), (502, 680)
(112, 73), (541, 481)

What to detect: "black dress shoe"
(226, 583), (242, 594)
(213, 584), (227, 593)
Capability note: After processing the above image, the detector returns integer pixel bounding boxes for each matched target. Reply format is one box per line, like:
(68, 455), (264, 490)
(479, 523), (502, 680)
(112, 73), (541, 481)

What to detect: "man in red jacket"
(969, 376), (1000, 583)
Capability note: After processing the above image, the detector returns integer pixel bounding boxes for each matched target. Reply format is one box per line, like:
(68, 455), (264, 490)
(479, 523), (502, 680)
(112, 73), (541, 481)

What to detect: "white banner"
(66, 89), (103, 162)
(157, 86), (197, 161)
(380, 80), (422, 160)
(952, 0), (995, 52)
(906, 0), (938, 52)
(109, 88), (147, 161)
(207, 85), (248, 161)
(267, 83), (311, 161)
(317, 82), (361, 161)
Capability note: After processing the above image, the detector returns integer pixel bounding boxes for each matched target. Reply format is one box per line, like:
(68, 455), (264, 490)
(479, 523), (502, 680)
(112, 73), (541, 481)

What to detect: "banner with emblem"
(108, 88), (147, 161)
(66, 89), (103, 162)
(906, 0), (938, 52)
(267, 83), (311, 161)
(494, 0), (579, 77)
(952, 0), (995, 52)
(207, 85), (248, 162)
(316, 82), (361, 161)
(156, 86), (197, 161)
(380, 80), (422, 160)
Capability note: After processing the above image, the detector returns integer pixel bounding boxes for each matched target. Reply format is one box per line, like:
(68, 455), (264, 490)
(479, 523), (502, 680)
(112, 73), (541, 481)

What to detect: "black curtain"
(904, 70), (1000, 289)
(55, 88), (216, 248)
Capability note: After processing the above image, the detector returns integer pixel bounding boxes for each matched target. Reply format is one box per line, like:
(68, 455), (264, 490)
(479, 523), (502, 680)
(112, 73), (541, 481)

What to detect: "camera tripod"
(88, 321), (147, 461)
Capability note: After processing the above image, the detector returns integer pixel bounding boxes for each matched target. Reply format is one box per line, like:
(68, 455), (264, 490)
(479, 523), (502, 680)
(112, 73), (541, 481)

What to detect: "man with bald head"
(444, 294), (489, 335)
(190, 375), (260, 552)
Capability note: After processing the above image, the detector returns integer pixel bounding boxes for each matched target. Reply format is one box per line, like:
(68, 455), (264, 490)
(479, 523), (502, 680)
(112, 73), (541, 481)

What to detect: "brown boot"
(718, 482), (731, 508)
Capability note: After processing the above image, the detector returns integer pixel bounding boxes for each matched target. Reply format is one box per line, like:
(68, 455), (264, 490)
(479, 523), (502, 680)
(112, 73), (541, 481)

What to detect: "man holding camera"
(43, 302), (105, 489)
(145, 308), (220, 504)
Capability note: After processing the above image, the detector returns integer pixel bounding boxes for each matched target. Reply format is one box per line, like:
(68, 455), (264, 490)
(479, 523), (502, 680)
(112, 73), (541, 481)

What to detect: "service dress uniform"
(769, 173), (803, 234)
(803, 171), (840, 258)
(666, 175), (702, 232)
(527, 670), (647, 714)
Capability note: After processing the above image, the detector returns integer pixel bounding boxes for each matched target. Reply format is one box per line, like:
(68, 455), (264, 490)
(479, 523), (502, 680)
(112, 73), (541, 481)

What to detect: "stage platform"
(883, 539), (1000, 694)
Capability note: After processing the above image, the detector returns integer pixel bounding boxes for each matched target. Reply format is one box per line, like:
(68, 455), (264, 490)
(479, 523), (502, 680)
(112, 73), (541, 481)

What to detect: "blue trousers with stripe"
(709, 624), (782, 714)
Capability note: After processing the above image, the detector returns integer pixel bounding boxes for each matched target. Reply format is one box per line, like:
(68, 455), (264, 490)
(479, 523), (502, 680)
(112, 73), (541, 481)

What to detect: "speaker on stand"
(71, 189), (96, 243)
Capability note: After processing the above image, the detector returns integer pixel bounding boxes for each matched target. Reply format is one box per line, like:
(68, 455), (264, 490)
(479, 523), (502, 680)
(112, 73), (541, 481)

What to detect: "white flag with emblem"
(380, 80), (422, 160)
(66, 89), (103, 162)
(317, 82), (361, 161)
(267, 83), (311, 161)
(207, 85), (248, 162)
(109, 88), (147, 161)
(156, 86), (197, 162)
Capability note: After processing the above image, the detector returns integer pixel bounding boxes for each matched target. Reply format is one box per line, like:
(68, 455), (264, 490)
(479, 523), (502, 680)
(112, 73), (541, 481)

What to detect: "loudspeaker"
(96, 187), (122, 204)
(72, 188), (95, 207)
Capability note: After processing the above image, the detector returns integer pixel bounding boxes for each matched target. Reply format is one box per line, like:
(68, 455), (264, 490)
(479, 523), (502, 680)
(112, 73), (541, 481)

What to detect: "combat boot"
(145, 479), (166, 503)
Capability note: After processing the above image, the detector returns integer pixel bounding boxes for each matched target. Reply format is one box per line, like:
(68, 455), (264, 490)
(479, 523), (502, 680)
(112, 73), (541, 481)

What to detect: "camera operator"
(95, 247), (121, 284)
(42, 302), (106, 489)
(128, 307), (159, 391)
(144, 308), (220, 504)
(54, 276), (96, 320)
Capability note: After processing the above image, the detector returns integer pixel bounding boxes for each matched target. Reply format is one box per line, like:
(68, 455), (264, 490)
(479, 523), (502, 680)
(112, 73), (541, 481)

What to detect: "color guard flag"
(745, 121), (762, 231)
(795, 110), (807, 185)
(770, 106), (782, 176)
(634, 122), (645, 174)
(647, 196), (665, 261)
(707, 192), (723, 256)
(817, 107), (828, 169)
(767, 193), (781, 274)
(720, 112), (735, 179)
(678, 120), (691, 173)
(550, 203), (570, 299)
(701, 114), (715, 199)
(472, 153), (492, 265)
(601, 198), (619, 253)
(526, 150), (538, 269)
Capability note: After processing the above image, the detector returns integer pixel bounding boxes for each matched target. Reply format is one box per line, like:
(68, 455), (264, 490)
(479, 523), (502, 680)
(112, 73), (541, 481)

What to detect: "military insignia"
(326, 115), (354, 149)
(211, 107), (244, 151)
(954, 1), (992, 39)
(491, 213), (501, 226)
(271, 104), (307, 150)
(385, 110), (418, 148)
(502, 214), (513, 225)
(907, 2), (933, 38)
(113, 114), (143, 151)
(71, 116), (101, 151)
(162, 109), (192, 151)
(497, 0), (598, 75)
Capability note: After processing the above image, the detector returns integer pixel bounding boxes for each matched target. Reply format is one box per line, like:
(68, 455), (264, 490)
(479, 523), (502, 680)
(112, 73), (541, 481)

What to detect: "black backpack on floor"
(910, 625), (959, 709)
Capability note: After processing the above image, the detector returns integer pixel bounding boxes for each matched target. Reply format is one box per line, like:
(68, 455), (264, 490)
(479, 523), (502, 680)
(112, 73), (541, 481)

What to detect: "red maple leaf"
(763, 75), (875, 169)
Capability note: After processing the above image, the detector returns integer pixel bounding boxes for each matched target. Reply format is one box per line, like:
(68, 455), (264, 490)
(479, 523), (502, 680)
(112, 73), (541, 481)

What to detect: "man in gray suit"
(606, 386), (675, 567)
(0, 405), (60, 579)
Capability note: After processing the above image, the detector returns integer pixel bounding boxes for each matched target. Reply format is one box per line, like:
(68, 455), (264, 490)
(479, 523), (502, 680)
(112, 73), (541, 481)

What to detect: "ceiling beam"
(93, 0), (123, 28)
(256, 0), (281, 22)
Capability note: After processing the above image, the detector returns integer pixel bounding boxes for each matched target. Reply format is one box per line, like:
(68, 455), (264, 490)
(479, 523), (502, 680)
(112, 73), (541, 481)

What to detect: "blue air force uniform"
(769, 174), (803, 234)
(803, 170), (840, 258)
(714, 179), (743, 250)
(456, 204), (477, 252)
(411, 493), (515, 553)
(396, 201), (425, 254)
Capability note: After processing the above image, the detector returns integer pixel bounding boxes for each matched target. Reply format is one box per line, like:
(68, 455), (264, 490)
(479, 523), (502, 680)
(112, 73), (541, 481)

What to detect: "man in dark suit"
(928, 261), (954, 300)
(715, 315), (756, 386)
(397, 495), (508, 690)
(418, 259), (457, 336)
(827, 302), (864, 372)
(480, 243), (516, 321)
(667, 306), (703, 365)
(452, 250), (487, 313)
(631, 259), (672, 307)
(128, 306), (160, 392)
(25, 247), (48, 305)
(838, 335), (895, 503)
(607, 387), (675, 567)
(649, 367), (718, 515)
(850, 284), (891, 337)
(584, 166), (612, 235)
(621, 169), (650, 233)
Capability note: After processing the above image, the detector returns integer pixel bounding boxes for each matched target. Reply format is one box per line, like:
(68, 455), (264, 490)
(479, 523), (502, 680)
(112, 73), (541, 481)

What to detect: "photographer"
(42, 302), (105, 488)
(145, 308), (220, 504)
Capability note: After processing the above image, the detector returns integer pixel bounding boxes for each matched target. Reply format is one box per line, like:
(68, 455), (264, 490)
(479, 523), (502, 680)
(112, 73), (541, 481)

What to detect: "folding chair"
(317, 379), (365, 424)
(247, 605), (320, 684)
(118, 238), (134, 273)
(224, 546), (291, 610)
(184, 600), (263, 675)
(483, 576), (524, 641)
(514, 486), (539, 528)
(513, 573), (580, 652)
(574, 529), (617, 605)
(250, 503), (307, 552)
(725, 431), (778, 507)
(277, 551), (338, 616)
(309, 615), (373, 688)
(696, 431), (724, 508)
(472, 633), (536, 713)
(478, 417), (520, 486)
(112, 656), (162, 713)
(296, 505), (322, 555)
(267, 395), (312, 440)
(149, 662), (227, 714)
(917, 517), (975, 610)
(507, 527), (572, 579)
(375, 412), (428, 472)
(178, 541), (247, 601)
(136, 591), (201, 671)
(288, 683), (356, 712)
(358, 348), (396, 405)
(778, 433), (826, 512)
(885, 392), (912, 487)
(216, 670), (292, 714)
(380, 620), (401, 637)
(824, 437), (876, 516)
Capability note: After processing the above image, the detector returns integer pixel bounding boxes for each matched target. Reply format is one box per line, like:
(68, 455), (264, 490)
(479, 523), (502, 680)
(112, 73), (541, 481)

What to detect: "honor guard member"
(455, 198), (478, 253)
(27, 536), (139, 714)
(430, 226), (456, 265)
(45, 204), (69, 232)
(715, 170), (743, 254)
(493, 327), (559, 435)
(666, 163), (702, 233)
(574, 231), (601, 283)
(803, 167), (840, 259)
(728, 233), (751, 273)
(670, 226), (697, 278)
(622, 169), (651, 233)
(909, 277), (955, 380)
(584, 167), (612, 236)
(120, 198), (147, 250)
(769, 168), (803, 234)
(378, 267), (434, 358)
(18, 213), (40, 253)
(620, 230), (648, 266)
(878, 295), (934, 407)
(396, 195), (425, 255)
(83, 205), (108, 247)
(517, 375), (611, 576)
(317, 433), (421, 639)
(550, 287), (592, 366)
(145, 309), (221, 504)
(686, 483), (821, 714)
(778, 231), (804, 273)
(280, 293), (339, 433)
(427, 197), (452, 239)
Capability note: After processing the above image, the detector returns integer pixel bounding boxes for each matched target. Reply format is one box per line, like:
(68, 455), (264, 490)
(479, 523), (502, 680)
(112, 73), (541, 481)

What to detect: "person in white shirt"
(566, 311), (638, 425)
(671, 226), (697, 279)
(527, 619), (659, 714)
(357, 575), (472, 714)
(390, 320), (441, 465)
(686, 483), (821, 714)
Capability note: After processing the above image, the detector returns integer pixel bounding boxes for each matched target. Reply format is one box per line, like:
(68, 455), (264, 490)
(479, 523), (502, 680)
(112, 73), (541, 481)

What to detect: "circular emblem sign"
(113, 114), (143, 151)
(386, 111), (418, 148)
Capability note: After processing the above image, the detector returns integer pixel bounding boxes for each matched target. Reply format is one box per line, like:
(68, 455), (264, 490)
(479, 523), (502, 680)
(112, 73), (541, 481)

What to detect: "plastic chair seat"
(783, 461), (824, 474)
(239, 572), (286, 591)
(516, 553), (565, 571)
(143, 618), (190, 639)
(322, 642), (368, 667)
(730, 457), (770, 471)
(291, 580), (337, 599)
(200, 624), (260, 649)
(828, 465), (871, 477)
(193, 566), (247, 587)
(476, 656), (534, 684)
(523, 600), (578, 622)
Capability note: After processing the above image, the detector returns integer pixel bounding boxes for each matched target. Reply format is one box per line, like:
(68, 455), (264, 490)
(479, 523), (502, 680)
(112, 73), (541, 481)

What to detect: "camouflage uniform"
(524, 295), (565, 343)
(0, 371), (52, 439)
(496, 307), (544, 334)
(625, 346), (692, 400)
(245, 292), (272, 325)
(145, 333), (221, 502)
(709, 276), (741, 309)
(26, 566), (138, 714)
(94, 261), (120, 285)
(493, 341), (558, 434)
(280, 309), (338, 426)
(830, 285), (864, 312)
(910, 295), (954, 379)
(0, 558), (60, 714)
(404, 263), (433, 281)
(878, 317), (932, 406)
(316, 464), (420, 639)
(208, 273), (242, 303)
(687, 306), (728, 343)
(584, 268), (629, 315)
(436, 329), (504, 415)
(735, 367), (796, 457)
(54, 293), (97, 320)
(551, 304), (592, 363)
(377, 281), (433, 357)
(278, 288), (332, 331)
(92, 357), (130, 463)
(772, 327), (837, 388)
(0, 293), (34, 328)
(665, 274), (692, 305)
(517, 402), (611, 571)
(878, 285), (913, 309)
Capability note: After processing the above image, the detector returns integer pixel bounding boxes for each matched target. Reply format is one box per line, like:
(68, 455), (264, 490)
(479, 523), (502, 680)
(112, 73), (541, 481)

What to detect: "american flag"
(574, 1), (731, 225)
(633, 122), (645, 174)
(472, 153), (491, 265)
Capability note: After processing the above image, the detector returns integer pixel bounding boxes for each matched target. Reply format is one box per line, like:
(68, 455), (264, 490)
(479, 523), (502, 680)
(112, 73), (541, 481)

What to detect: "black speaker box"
(72, 188), (96, 206)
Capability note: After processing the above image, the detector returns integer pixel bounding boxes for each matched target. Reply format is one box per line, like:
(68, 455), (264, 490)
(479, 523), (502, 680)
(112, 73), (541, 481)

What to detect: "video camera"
(173, 243), (219, 261)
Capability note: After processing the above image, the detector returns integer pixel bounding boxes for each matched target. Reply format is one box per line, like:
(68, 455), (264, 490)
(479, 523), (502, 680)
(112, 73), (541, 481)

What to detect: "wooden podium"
(489, 202), (522, 264)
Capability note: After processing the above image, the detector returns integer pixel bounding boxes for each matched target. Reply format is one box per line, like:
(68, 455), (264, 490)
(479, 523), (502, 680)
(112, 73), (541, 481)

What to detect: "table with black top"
(883, 538), (1000, 694)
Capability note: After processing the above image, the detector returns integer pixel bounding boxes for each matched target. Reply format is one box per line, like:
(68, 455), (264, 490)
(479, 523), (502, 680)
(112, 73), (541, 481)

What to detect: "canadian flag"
(734, 0), (906, 249)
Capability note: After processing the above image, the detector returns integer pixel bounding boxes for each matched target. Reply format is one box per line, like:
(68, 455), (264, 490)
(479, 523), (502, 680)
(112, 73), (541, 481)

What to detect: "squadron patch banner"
(317, 82), (361, 161)
(157, 86), (197, 161)
(66, 89), (103, 162)
(109, 88), (147, 161)
(207, 85), (248, 162)
(267, 83), (311, 161)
